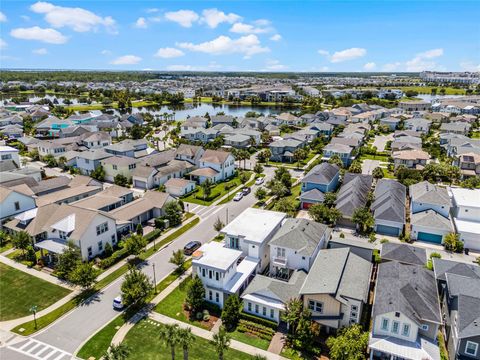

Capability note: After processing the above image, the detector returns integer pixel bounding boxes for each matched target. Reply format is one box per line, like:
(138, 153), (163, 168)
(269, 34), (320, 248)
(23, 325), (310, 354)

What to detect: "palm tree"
(177, 327), (195, 360)
(12, 231), (31, 256)
(159, 323), (180, 360)
(103, 344), (130, 360)
(211, 325), (231, 360)
(201, 179), (213, 202)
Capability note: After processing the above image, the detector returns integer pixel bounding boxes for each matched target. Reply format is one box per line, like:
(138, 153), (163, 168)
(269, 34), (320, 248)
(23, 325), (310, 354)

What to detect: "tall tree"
(352, 208), (375, 234)
(124, 233), (146, 258)
(221, 295), (242, 331)
(165, 201), (182, 226)
(372, 167), (384, 179)
(169, 249), (186, 271)
(282, 298), (303, 340)
(11, 231), (31, 255)
(69, 262), (98, 289)
(185, 275), (205, 313)
(326, 324), (369, 360)
(211, 325), (231, 360)
(253, 163), (264, 175)
(159, 323), (180, 360)
(121, 266), (153, 307)
(56, 241), (81, 280)
(177, 327), (196, 360)
(201, 179), (213, 202)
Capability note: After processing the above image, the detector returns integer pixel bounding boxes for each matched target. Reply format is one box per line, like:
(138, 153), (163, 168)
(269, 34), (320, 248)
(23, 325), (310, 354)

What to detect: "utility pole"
(152, 263), (157, 293)
(226, 208), (229, 225)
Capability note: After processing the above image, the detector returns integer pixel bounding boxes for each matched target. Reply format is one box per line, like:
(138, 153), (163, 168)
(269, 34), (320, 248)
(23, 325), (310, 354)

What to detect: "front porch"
(369, 334), (440, 360)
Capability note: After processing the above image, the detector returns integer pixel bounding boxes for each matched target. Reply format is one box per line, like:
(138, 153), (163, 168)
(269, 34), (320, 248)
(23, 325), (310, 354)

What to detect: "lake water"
(416, 94), (465, 102)
(1, 93), (294, 119)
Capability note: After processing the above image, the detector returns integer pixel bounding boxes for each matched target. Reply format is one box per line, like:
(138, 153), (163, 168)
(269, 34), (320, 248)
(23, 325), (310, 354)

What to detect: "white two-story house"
(0, 186), (37, 225)
(189, 150), (235, 184)
(450, 188), (480, 251)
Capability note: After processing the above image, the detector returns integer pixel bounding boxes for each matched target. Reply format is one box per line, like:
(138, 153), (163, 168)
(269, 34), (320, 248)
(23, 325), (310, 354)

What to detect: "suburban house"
(223, 134), (252, 148)
(322, 143), (355, 166)
(369, 261), (442, 360)
(300, 162), (340, 209)
(104, 139), (148, 158)
(309, 122), (334, 136)
(174, 144), (205, 166)
(211, 115), (236, 127)
(192, 241), (259, 309)
(300, 248), (372, 333)
(268, 218), (330, 277)
(379, 117), (401, 131)
(450, 188), (480, 251)
(391, 136), (423, 151)
(380, 243), (427, 266)
(164, 178), (196, 197)
(35, 177), (103, 207)
(241, 270), (307, 324)
(75, 149), (112, 175)
(335, 173), (373, 228)
(440, 122), (472, 135)
(0, 146), (20, 167)
(70, 185), (134, 212)
(405, 118), (432, 133)
(327, 236), (375, 262)
(433, 258), (480, 360)
(0, 185), (37, 225)
(398, 100), (432, 112)
(189, 149), (235, 184)
(101, 156), (139, 182)
(392, 149), (431, 169)
(221, 208), (286, 272)
(454, 152), (480, 178)
(269, 138), (306, 163)
(409, 181), (453, 243)
(371, 179), (406, 237)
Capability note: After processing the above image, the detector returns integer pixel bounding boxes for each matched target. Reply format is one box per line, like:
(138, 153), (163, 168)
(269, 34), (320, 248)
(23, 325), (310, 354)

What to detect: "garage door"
(134, 180), (147, 189)
(418, 232), (443, 244)
(302, 202), (313, 210)
(376, 224), (400, 236)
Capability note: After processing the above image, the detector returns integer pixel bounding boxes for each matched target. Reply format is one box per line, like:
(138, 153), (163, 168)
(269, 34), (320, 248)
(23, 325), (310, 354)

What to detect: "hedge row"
(237, 319), (275, 340)
(240, 312), (278, 330)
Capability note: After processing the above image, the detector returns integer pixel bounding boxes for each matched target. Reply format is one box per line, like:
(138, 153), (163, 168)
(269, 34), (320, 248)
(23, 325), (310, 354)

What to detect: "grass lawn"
(0, 263), (71, 321)
(182, 172), (252, 206)
(6, 248), (42, 266)
(66, 100), (157, 112)
(229, 329), (271, 350)
(123, 319), (255, 360)
(471, 132), (480, 139)
(0, 241), (13, 254)
(385, 86), (468, 96)
(268, 152), (316, 169)
(266, 183), (302, 211)
(12, 218), (200, 335)
(359, 154), (391, 162)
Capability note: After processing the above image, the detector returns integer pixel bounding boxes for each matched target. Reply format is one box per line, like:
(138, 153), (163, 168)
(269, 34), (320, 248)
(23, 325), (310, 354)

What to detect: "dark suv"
(183, 241), (201, 255)
(242, 187), (251, 195)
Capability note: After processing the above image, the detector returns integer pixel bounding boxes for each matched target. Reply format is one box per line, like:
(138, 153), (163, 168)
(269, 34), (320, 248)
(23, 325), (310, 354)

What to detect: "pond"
(416, 94), (466, 102)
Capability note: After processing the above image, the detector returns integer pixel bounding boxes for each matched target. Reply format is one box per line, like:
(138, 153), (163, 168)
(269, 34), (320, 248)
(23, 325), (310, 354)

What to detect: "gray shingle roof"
(432, 258), (480, 282)
(411, 210), (452, 231)
(373, 261), (442, 325)
(371, 179), (406, 224)
(269, 218), (330, 256)
(300, 188), (325, 202)
(335, 173), (373, 218)
(381, 243), (427, 266)
(302, 162), (340, 186)
(300, 248), (372, 303)
(409, 181), (450, 207)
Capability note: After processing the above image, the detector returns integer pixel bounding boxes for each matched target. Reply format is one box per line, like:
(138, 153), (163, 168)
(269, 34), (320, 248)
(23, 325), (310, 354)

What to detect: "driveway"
(372, 134), (393, 151)
(362, 159), (380, 175)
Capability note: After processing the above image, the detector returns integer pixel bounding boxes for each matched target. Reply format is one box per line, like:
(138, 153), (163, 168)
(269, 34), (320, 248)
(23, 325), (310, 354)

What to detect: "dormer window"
(395, 312), (400, 318)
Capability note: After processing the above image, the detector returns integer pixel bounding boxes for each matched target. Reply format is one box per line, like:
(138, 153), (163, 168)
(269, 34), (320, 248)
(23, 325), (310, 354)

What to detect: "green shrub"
(196, 312), (203, 320)
(240, 312), (278, 330)
(203, 314), (210, 321)
(144, 229), (161, 243)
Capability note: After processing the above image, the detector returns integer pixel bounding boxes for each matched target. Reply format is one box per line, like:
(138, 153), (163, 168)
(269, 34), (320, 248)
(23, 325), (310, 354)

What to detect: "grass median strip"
(12, 217), (199, 336)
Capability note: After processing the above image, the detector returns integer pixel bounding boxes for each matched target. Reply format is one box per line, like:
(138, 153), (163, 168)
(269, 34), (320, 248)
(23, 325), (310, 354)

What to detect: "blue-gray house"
(300, 162), (340, 209)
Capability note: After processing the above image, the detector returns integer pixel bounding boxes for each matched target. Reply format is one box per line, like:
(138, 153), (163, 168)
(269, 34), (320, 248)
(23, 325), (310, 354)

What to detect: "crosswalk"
(6, 338), (73, 360)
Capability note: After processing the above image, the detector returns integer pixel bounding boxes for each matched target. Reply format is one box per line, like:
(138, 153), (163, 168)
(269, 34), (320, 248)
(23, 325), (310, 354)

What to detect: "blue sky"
(1, 1), (479, 72)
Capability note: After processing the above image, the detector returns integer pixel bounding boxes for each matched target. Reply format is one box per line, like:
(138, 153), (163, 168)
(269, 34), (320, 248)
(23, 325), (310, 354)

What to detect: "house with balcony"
(189, 149), (235, 184)
(450, 188), (480, 251)
(268, 218), (330, 278)
(433, 258), (480, 360)
(192, 241), (259, 309)
(368, 261), (442, 360)
(300, 247), (372, 333)
(221, 208), (286, 272)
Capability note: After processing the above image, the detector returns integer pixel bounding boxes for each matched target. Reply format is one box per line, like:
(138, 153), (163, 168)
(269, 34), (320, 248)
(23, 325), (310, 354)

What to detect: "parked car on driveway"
(255, 177), (264, 185)
(184, 241), (201, 255)
(233, 192), (244, 201)
(242, 187), (251, 195)
(113, 296), (124, 310)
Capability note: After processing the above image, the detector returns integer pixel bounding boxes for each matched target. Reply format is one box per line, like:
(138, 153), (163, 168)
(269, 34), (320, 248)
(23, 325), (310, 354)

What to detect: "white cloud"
(460, 61), (480, 72)
(146, 8), (159, 13)
(166, 64), (196, 71)
(269, 34), (282, 41)
(177, 34), (269, 58)
(363, 62), (376, 70)
(154, 47), (184, 58)
(134, 17), (147, 28)
(0, 38), (7, 49)
(166, 62), (221, 71)
(405, 48), (444, 71)
(0, 11), (7, 22)
(382, 62), (401, 72)
(200, 8), (241, 28)
(30, 1), (117, 34)
(230, 22), (271, 34)
(330, 48), (366, 63)
(164, 10), (199, 28)
(33, 48), (48, 55)
(110, 55), (142, 65)
(317, 49), (330, 56)
(10, 26), (67, 44)
(264, 59), (287, 71)
(21, 15), (30, 21)
(101, 49), (111, 55)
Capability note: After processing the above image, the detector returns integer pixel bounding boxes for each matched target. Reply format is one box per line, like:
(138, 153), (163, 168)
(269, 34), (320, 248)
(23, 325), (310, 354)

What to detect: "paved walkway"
(267, 331), (285, 355)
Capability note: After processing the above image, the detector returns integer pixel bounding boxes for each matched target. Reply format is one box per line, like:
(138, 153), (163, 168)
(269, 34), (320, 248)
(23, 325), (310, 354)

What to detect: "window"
(350, 311), (357, 319)
(14, 201), (20, 211)
(209, 270), (212, 279)
(87, 246), (93, 257)
(111, 234), (116, 244)
(276, 247), (285, 257)
(308, 300), (323, 313)
(113, 165), (118, 170)
(215, 292), (219, 303)
(202, 268), (206, 277)
(270, 309), (274, 319)
(216, 272), (219, 281)
(421, 324), (429, 331)
(96, 222), (109, 235)
(255, 304), (259, 314)
(465, 341), (478, 356)
(59, 231), (68, 240)
(1, 154), (12, 160)
(98, 241), (103, 252)
(85, 159), (90, 164)
(381, 318), (389, 331)
(402, 324), (410, 337)
(248, 302), (252, 312)
(392, 321), (400, 334)
(263, 307), (266, 316)
(209, 291), (212, 301)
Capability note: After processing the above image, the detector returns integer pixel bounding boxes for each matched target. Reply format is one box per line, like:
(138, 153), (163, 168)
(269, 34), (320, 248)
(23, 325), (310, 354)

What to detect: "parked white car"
(113, 296), (124, 310)
(233, 192), (244, 201)
(255, 177), (265, 185)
